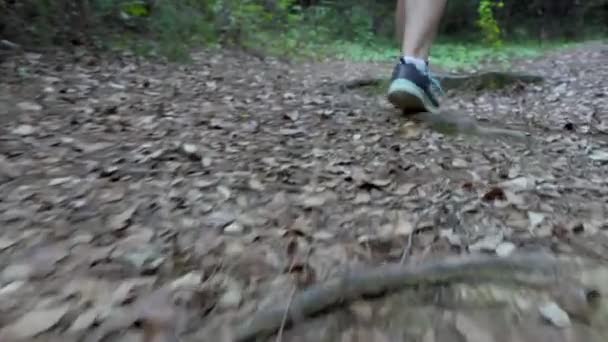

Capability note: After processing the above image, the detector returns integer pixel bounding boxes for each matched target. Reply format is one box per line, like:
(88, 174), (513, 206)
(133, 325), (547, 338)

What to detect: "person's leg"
(388, 0), (447, 113)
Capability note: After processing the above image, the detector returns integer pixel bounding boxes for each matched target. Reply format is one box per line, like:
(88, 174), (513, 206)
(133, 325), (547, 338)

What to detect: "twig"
(400, 231), (415, 264)
(275, 286), (297, 342)
(400, 207), (431, 264)
(234, 253), (561, 342)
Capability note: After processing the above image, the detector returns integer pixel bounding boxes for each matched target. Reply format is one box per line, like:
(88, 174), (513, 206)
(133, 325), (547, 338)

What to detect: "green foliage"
(477, 0), (504, 47)
(1, 0), (605, 63)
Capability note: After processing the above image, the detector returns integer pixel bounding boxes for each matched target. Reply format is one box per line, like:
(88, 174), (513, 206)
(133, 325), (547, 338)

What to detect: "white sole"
(388, 79), (439, 113)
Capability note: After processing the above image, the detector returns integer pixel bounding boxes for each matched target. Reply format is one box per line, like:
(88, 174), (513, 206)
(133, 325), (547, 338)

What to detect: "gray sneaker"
(387, 58), (442, 114)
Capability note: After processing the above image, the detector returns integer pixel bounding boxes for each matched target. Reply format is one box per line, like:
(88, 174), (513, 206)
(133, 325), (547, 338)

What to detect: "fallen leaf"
(500, 177), (534, 192)
(528, 211), (545, 228)
(108, 203), (139, 231)
(17, 101), (43, 111)
(0, 237), (18, 250)
(589, 150), (608, 162)
(205, 210), (236, 229)
(455, 313), (495, 342)
(394, 212), (414, 236)
(0, 155), (19, 180)
(298, 191), (336, 208)
(179, 143), (201, 161)
(218, 283), (242, 309)
(312, 231), (334, 241)
(12, 124), (36, 136)
(451, 158), (468, 168)
(136, 289), (180, 342)
(284, 111), (299, 121)
(539, 302), (571, 328)
(68, 307), (99, 332)
(468, 233), (503, 253)
(495, 242), (516, 257)
(248, 177), (265, 191)
(353, 191), (371, 204)
(395, 183), (417, 195)
(170, 272), (203, 291)
(482, 187), (506, 201)
(440, 229), (462, 246)
(223, 221), (244, 235)
(1, 304), (70, 339)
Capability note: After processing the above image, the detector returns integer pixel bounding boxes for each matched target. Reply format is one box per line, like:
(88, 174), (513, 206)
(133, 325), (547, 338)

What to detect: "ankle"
(401, 55), (428, 73)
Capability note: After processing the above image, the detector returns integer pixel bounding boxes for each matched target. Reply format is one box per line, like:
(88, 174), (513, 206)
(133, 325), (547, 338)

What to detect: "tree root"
(340, 70), (543, 92)
(411, 111), (532, 142)
(234, 253), (562, 342)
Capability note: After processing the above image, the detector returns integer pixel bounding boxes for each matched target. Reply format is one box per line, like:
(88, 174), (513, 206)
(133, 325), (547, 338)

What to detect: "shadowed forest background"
(2, 0), (607, 66)
(3, 1), (608, 342)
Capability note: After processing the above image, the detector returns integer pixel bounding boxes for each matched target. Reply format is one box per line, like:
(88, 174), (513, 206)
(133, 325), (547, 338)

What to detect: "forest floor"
(1, 42), (608, 342)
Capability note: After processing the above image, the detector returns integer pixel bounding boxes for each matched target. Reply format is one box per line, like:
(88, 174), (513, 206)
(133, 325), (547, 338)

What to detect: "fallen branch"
(234, 253), (560, 342)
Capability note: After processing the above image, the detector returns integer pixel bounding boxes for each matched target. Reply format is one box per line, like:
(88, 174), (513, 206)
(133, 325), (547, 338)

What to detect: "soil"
(0, 42), (608, 342)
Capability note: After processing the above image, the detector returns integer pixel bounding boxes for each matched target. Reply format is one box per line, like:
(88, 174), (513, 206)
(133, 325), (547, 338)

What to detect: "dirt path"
(0, 44), (607, 341)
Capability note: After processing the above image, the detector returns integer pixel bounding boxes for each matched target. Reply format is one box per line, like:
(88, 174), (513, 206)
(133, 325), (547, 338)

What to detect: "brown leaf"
(0, 155), (19, 180)
(482, 187), (506, 201)
(137, 289), (180, 342)
(1, 304), (70, 339)
(68, 307), (100, 333)
(454, 313), (495, 342)
(108, 203), (140, 231)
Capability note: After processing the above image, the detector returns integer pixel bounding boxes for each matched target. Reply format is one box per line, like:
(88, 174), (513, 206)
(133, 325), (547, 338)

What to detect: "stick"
(275, 286), (297, 342)
(233, 253), (560, 342)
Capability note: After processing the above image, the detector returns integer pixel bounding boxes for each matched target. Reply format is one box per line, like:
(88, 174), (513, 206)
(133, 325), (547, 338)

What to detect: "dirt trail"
(0, 44), (607, 341)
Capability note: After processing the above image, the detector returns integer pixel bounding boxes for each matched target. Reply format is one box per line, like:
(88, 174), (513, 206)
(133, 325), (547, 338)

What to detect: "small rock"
(495, 242), (516, 257)
(539, 302), (571, 328)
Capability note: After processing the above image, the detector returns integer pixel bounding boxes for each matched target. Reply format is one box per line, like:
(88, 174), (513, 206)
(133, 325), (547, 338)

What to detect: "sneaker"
(387, 57), (442, 114)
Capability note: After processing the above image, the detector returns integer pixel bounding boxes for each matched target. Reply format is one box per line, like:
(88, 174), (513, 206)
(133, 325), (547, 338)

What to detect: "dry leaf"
(468, 233), (503, 253)
(12, 124), (36, 136)
(539, 302), (571, 328)
(69, 307), (100, 332)
(495, 242), (516, 257)
(1, 304), (70, 339)
(455, 313), (495, 342)
(109, 203), (139, 231)
(528, 211), (545, 229)
(394, 212), (414, 236)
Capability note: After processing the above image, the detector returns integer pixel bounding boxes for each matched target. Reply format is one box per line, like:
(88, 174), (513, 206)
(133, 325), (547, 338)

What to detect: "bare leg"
(396, 0), (447, 60)
(388, 0), (447, 113)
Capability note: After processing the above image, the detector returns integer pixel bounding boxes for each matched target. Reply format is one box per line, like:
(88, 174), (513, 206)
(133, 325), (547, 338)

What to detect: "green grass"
(306, 38), (582, 71)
